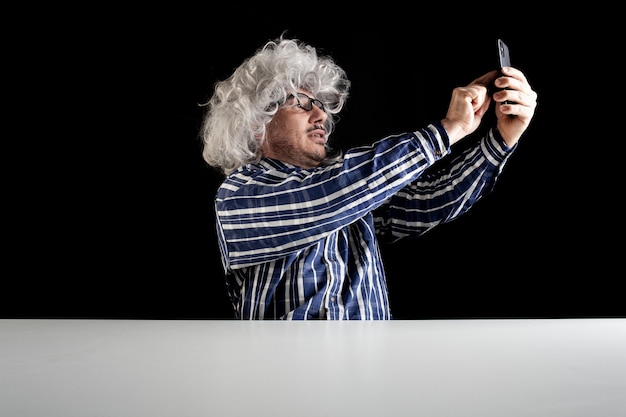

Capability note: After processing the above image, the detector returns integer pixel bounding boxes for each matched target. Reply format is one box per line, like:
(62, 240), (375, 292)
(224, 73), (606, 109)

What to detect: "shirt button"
(330, 297), (336, 302)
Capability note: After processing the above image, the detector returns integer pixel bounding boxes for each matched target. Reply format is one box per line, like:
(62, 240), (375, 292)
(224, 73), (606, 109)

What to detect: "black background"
(5, 6), (622, 319)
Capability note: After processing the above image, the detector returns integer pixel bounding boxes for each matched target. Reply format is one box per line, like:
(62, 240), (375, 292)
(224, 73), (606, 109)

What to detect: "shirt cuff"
(415, 121), (450, 164)
(492, 127), (516, 153)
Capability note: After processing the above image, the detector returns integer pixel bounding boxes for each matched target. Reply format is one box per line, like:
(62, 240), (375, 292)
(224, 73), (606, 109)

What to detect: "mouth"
(308, 128), (326, 144)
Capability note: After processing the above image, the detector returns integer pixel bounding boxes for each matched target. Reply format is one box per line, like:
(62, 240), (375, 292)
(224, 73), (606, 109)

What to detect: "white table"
(1, 318), (625, 417)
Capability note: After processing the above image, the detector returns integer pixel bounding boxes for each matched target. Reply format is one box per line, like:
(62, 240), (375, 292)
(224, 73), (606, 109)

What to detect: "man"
(200, 36), (537, 319)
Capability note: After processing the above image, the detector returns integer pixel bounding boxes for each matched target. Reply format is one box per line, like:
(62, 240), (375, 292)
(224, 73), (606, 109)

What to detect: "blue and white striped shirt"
(215, 122), (514, 320)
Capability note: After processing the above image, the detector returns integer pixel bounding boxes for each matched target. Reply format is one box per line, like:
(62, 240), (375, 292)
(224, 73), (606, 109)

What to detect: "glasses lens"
(296, 93), (312, 111)
(293, 93), (326, 113)
(313, 98), (325, 112)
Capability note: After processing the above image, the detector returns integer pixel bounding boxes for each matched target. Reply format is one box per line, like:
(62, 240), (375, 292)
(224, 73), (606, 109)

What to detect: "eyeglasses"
(287, 92), (327, 113)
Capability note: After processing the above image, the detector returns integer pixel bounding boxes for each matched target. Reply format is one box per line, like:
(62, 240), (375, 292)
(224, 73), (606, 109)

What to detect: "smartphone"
(497, 38), (511, 70)
(497, 38), (514, 106)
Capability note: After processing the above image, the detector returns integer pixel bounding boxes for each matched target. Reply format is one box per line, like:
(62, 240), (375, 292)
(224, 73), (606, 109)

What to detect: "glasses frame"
(287, 92), (327, 113)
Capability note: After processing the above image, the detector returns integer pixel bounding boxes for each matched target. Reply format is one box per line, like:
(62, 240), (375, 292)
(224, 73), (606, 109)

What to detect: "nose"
(309, 105), (327, 124)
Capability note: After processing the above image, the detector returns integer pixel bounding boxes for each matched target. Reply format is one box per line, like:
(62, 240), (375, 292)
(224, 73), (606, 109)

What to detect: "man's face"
(262, 90), (328, 169)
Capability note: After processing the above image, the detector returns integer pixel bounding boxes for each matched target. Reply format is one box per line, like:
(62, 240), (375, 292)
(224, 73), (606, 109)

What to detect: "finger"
(500, 66), (527, 82)
(505, 88), (537, 109)
(470, 70), (499, 87)
(500, 67), (534, 94)
(499, 92), (537, 119)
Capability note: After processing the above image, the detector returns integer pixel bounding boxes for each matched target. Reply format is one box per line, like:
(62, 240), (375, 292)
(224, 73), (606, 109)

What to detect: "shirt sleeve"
(215, 122), (510, 270)
(374, 126), (516, 243)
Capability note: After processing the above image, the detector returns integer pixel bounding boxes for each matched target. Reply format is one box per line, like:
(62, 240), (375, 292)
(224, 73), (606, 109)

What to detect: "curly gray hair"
(199, 36), (351, 175)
